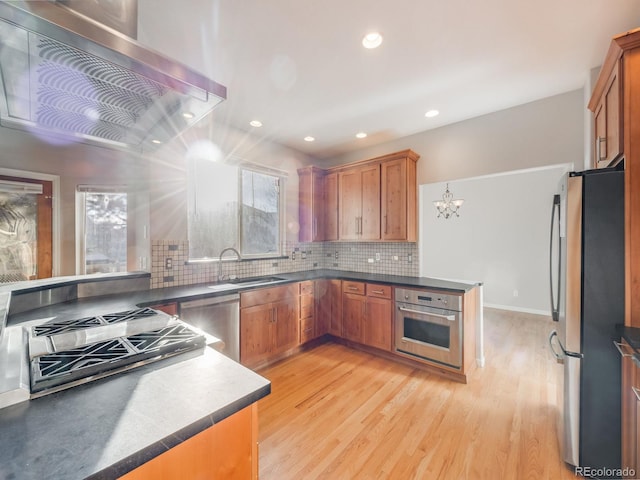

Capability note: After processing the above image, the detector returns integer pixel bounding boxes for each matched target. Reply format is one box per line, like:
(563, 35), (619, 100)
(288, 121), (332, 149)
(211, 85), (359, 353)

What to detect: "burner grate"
(126, 324), (204, 352)
(33, 317), (103, 337)
(102, 307), (159, 324)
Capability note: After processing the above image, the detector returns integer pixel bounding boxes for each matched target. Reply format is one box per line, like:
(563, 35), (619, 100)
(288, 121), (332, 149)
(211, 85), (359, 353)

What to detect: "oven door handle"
(397, 306), (456, 322)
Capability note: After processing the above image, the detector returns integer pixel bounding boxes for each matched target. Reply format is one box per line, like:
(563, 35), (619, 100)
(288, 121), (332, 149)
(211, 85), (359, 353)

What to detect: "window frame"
(76, 185), (129, 275)
(187, 160), (286, 262)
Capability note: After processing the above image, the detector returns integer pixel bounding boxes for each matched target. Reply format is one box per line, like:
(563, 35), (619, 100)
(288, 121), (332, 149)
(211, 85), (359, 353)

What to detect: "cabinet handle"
(313, 217), (316, 239)
(633, 387), (640, 402)
(348, 286), (359, 291)
(597, 136), (607, 163)
(371, 289), (384, 295)
(274, 308), (278, 323)
(384, 215), (387, 234)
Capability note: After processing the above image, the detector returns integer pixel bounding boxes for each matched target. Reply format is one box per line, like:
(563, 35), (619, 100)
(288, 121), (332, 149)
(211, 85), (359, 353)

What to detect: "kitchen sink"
(207, 276), (285, 291)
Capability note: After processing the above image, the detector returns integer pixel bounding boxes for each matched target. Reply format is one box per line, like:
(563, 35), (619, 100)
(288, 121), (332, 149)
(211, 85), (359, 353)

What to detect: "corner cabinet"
(297, 149), (420, 242)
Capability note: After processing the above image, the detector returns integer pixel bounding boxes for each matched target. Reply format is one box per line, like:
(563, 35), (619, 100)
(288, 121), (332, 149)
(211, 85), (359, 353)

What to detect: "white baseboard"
(483, 303), (550, 317)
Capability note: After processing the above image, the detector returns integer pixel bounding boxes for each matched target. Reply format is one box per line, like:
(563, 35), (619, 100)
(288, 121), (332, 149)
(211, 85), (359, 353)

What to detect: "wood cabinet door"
(604, 66), (622, 165)
(364, 296), (392, 351)
(339, 169), (362, 240)
(273, 298), (299, 353)
(342, 293), (364, 343)
(324, 172), (339, 241)
(312, 170), (325, 241)
(297, 167), (325, 242)
(240, 304), (273, 366)
(315, 280), (330, 337)
(381, 158), (407, 241)
(360, 164), (381, 240)
(329, 279), (343, 337)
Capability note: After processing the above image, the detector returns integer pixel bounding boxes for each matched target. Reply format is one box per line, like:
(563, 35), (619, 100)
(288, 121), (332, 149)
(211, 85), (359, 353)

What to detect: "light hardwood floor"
(256, 308), (579, 480)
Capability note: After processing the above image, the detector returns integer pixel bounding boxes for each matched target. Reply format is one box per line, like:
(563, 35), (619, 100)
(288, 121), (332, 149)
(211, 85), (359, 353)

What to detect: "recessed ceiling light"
(425, 109), (440, 118)
(182, 112), (195, 119)
(304, 136), (315, 142)
(356, 132), (367, 139)
(151, 139), (162, 144)
(362, 32), (383, 49)
(249, 120), (263, 127)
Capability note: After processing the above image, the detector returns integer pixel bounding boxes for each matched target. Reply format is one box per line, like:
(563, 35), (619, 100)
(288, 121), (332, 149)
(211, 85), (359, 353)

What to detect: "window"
(0, 176), (53, 282)
(188, 159), (284, 260)
(77, 186), (127, 274)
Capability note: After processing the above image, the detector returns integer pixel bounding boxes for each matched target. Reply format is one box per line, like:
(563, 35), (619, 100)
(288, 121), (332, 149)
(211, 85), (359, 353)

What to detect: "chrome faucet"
(218, 247), (241, 281)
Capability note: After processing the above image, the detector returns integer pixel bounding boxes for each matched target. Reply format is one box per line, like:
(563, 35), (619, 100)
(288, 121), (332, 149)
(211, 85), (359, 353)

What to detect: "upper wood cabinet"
(298, 149), (419, 242)
(591, 62), (623, 168)
(298, 167), (325, 242)
(339, 164), (380, 240)
(381, 153), (418, 241)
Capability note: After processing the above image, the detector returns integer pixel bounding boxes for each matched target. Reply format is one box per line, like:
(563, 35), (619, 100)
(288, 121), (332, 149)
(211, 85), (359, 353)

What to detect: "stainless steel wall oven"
(395, 287), (462, 368)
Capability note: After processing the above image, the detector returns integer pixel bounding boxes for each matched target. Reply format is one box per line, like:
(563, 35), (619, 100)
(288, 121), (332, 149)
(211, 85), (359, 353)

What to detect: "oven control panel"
(395, 288), (462, 312)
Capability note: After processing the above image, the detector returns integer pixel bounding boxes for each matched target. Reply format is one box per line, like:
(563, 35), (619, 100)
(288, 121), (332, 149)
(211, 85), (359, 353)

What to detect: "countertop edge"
(87, 383), (272, 480)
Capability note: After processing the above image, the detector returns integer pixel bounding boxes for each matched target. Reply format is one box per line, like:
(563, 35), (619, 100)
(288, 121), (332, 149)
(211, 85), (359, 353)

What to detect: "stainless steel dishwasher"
(179, 293), (240, 362)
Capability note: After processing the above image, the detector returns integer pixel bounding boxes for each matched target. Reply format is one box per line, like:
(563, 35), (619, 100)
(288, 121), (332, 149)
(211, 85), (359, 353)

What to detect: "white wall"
(321, 89), (584, 184)
(419, 164), (572, 314)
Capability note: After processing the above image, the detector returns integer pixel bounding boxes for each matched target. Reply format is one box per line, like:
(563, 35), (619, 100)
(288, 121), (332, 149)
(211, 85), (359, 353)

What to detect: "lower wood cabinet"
(150, 302), (178, 316)
(299, 281), (315, 344)
(341, 281), (392, 351)
(119, 403), (258, 480)
(363, 284), (392, 351)
(240, 285), (298, 367)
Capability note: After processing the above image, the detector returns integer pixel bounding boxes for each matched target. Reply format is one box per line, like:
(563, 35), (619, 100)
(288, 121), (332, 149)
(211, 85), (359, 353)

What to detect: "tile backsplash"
(151, 240), (418, 289)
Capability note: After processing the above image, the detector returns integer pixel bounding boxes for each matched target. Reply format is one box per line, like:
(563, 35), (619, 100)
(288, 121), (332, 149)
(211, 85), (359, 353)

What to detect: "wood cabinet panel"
(151, 302), (178, 316)
(273, 298), (298, 352)
(364, 295), (392, 351)
(120, 403), (258, 480)
(298, 167), (325, 242)
(381, 156), (418, 241)
(241, 284), (296, 308)
(343, 292), (365, 343)
(366, 283), (392, 299)
(324, 172), (339, 241)
(338, 169), (362, 240)
(593, 64), (623, 168)
(343, 281), (365, 295)
(360, 164), (381, 240)
(240, 304), (273, 366)
(328, 280), (343, 337)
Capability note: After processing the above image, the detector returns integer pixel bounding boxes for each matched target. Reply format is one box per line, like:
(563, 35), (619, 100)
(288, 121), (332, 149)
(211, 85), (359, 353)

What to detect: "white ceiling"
(138, 0), (640, 160)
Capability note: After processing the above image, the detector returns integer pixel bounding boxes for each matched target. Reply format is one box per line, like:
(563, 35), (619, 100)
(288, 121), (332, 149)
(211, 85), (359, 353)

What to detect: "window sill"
(185, 255), (289, 265)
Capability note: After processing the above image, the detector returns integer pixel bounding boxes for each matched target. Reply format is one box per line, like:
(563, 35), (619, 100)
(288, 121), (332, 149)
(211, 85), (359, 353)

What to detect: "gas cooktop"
(28, 308), (206, 397)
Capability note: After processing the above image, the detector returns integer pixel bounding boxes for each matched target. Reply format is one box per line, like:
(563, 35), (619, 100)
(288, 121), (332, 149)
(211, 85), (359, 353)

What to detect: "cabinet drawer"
(366, 284), (391, 299)
(342, 281), (365, 295)
(300, 302), (314, 320)
(300, 318), (314, 343)
(299, 281), (314, 295)
(241, 284), (297, 308)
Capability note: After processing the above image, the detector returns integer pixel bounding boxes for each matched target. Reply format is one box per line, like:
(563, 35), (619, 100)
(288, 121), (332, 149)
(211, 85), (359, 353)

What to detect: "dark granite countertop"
(0, 345), (270, 480)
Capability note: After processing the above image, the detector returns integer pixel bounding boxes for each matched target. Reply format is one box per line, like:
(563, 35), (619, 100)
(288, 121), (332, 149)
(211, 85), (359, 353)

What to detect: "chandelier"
(433, 183), (464, 219)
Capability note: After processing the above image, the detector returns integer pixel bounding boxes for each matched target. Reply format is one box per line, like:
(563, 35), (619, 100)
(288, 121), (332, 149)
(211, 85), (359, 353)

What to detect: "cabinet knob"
(596, 136), (607, 163)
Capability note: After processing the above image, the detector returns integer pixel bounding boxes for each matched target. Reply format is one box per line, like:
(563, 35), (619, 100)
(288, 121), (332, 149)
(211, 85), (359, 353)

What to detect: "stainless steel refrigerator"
(548, 167), (624, 471)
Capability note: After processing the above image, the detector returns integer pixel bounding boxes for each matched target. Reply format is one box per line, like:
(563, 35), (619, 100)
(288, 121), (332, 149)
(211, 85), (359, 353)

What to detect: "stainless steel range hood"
(0, 1), (227, 152)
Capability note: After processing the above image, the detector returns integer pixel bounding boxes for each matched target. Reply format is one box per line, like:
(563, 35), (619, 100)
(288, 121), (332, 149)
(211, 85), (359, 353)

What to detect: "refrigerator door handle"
(549, 330), (564, 362)
(549, 194), (561, 321)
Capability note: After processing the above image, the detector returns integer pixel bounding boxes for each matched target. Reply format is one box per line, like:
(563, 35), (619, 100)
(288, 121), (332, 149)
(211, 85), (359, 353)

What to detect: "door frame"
(0, 167), (60, 278)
